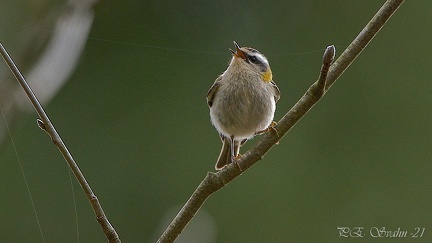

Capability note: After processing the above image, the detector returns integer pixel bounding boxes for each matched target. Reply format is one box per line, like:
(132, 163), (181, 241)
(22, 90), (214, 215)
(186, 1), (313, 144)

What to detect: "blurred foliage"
(1, 0), (432, 242)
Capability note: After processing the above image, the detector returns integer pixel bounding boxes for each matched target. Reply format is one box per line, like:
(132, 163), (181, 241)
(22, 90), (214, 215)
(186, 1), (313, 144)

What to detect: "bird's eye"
(248, 55), (258, 63)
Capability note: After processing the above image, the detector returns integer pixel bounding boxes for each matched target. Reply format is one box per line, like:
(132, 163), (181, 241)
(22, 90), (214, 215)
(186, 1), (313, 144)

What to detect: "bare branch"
(0, 43), (121, 243)
(157, 0), (404, 242)
(325, 0), (404, 91)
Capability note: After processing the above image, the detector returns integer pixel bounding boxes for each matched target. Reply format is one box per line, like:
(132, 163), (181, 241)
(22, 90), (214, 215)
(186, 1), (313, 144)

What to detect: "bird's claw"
(231, 154), (243, 172)
(255, 121), (279, 137)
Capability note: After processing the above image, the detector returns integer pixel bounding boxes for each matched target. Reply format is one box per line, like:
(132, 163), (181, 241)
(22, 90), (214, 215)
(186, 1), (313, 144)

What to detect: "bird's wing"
(206, 76), (222, 107)
(270, 81), (281, 102)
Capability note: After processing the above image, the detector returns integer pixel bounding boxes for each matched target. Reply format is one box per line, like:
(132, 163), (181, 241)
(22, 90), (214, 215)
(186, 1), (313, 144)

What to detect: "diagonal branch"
(325, 0), (404, 91)
(0, 43), (121, 243)
(157, 0), (404, 242)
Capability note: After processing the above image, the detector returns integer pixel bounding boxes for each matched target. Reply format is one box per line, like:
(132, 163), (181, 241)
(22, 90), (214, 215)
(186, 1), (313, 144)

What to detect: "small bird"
(207, 41), (280, 170)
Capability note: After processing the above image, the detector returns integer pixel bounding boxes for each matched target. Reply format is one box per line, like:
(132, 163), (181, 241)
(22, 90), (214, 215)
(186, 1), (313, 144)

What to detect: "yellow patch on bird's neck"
(262, 69), (272, 82)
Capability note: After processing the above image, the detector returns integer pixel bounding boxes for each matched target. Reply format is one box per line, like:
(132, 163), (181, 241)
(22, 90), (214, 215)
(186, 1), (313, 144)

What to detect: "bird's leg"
(230, 136), (243, 171)
(255, 121), (279, 137)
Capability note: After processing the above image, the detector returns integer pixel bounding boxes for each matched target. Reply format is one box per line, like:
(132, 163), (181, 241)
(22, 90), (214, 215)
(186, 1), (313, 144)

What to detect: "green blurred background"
(1, 0), (431, 242)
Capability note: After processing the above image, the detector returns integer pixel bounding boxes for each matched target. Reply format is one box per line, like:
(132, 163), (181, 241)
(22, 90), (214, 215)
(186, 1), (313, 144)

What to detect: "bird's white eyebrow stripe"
(254, 53), (268, 65)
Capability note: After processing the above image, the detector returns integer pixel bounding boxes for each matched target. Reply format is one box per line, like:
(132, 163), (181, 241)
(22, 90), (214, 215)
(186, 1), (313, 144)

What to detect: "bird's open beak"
(230, 41), (247, 60)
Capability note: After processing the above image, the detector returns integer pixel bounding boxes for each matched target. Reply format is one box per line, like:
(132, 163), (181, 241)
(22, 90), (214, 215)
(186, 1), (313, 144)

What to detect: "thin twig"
(325, 0), (404, 91)
(0, 43), (121, 243)
(157, 0), (404, 242)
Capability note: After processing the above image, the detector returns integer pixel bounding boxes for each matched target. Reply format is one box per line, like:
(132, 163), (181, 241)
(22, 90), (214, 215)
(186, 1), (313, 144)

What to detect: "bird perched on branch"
(207, 41), (280, 170)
